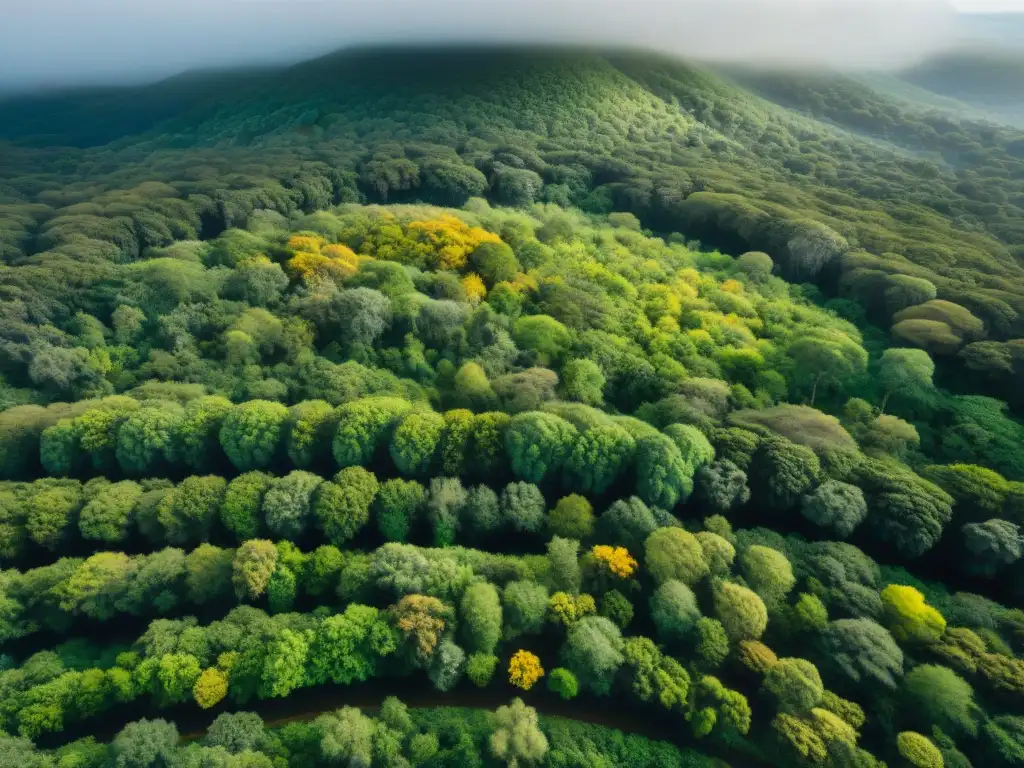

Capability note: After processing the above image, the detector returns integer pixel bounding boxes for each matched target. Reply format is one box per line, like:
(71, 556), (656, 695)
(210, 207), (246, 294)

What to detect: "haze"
(0, 0), (1007, 92)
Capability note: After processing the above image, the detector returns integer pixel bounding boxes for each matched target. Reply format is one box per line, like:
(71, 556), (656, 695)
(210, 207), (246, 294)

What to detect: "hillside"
(3, 48), (1024, 336)
(2, 45), (1024, 768)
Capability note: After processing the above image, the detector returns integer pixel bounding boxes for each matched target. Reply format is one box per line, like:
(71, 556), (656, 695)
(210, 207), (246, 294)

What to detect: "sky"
(0, 0), (1020, 92)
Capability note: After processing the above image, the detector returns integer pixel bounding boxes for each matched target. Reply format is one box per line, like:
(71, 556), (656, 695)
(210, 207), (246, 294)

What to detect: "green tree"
(313, 467), (379, 546)
(332, 397), (413, 468)
(877, 348), (935, 411)
(564, 425), (635, 494)
(263, 471), (323, 539)
(713, 580), (768, 642)
(800, 480), (867, 538)
(695, 460), (750, 513)
(78, 480), (142, 544)
(739, 545), (796, 606)
(374, 478), (425, 543)
(819, 618), (904, 689)
(561, 358), (606, 406)
(548, 494), (594, 540)
(650, 580), (702, 646)
(750, 436), (820, 510)
(902, 664), (980, 738)
(644, 527), (709, 586)
(504, 412), (577, 484)
(490, 698), (549, 766)
(763, 658), (824, 714)
(635, 433), (693, 509)
(178, 396), (233, 471)
(460, 582), (502, 655)
(220, 471), (272, 541)
(560, 616), (624, 696)
(389, 410), (445, 475)
(220, 401), (289, 471)
(285, 400), (336, 468)
(156, 475), (226, 546)
(232, 540), (278, 601)
(500, 481), (547, 535)
(115, 402), (184, 476)
(112, 719), (179, 768)
(512, 315), (571, 366)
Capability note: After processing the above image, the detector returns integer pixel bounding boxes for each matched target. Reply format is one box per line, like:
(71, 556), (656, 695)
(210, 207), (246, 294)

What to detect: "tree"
(500, 482), (547, 535)
(78, 480), (142, 544)
(178, 396), (234, 471)
(156, 652), (202, 704)
(547, 667), (579, 700)
(313, 467), (379, 545)
(426, 477), (467, 547)
(548, 494), (594, 540)
(390, 410), (445, 476)
(503, 581), (549, 640)
(877, 348), (935, 411)
(504, 412), (576, 484)
(112, 719), (179, 768)
(963, 519), (1023, 576)
(185, 543), (233, 605)
(193, 667), (229, 709)
(563, 425), (635, 495)
(264, 471), (323, 539)
(205, 711), (266, 753)
(428, 638), (466, 692)
(374, 478), (425, 543)
(786, 330), (867, 405)
(695, 460), (750, 513)
(881, 585), (946, 645)
(285, 400), (336, 468)
(332, 397), (413, 468)
(513, 315), (570, 366)
(597, 496), (658, 553)
(260, 628), (309, 698)
(220, 471), (272, 541)
(644, 527), (709, 586)
(561, 358), (605, 405)
(490, 698), (549, 766)
(115, 402), (184, 475)
(391, 594), (453, 663)
(509, 649), (544, 691)
(712, 580), (768, 642)
(696, 618), (730, 668)
(493, 368), (559, 413)
(650, 580), (701, 645)
(696, 531), (736, 576)
(233, 540), (278, 600)
(461, 582), (502, 655)
(818, 618), (904, 689)
(26, 482), (82, 551)
(334, 287), (393, 347)
(220, 401), (289, 471)
(156, 475), (226, 546)
(739, 546), (795, 606)
(560, 616), (624, 696)
(316, 707), (374, 767)
(599, 589), (634, 629)
(635, 433), (693, 509)
(307, 604), (390, 685)
(902, 664), (980, 738)
(750, 436), (820, 510)
(467, 653), (499, 688)
(763, 658), (824, 714)
(546, 536), (582, 595)
(897, 732), (944, 768)
(800, 481), (867, 538)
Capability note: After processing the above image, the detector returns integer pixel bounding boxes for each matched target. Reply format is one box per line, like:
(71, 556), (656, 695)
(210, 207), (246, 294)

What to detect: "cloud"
(0, 0), (963, 91)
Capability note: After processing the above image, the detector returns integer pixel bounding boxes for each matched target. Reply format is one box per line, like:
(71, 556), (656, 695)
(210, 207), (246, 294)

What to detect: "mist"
(0, 0), (981, 92)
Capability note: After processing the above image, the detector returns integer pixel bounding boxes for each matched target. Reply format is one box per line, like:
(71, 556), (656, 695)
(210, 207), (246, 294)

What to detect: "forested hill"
(1, 47), (1023, 383)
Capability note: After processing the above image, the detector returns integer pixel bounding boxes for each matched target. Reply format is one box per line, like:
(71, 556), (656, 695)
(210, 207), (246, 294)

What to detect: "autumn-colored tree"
(508, 650), (544, 691)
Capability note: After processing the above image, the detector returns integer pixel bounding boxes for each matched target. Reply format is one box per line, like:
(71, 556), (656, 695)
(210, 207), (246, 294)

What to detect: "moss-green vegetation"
(0, 45), (1022, 768)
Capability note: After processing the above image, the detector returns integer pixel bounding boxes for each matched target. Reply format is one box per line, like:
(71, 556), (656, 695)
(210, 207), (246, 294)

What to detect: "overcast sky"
(0, 0), (1018, 92)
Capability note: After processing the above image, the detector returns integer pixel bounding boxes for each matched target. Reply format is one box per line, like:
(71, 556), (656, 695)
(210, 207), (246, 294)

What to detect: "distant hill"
(2, 46), (1024, 337)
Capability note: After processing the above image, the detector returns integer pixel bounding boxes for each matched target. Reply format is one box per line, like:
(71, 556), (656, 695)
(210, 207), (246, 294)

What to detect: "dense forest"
(0, 44), (1023, 768)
